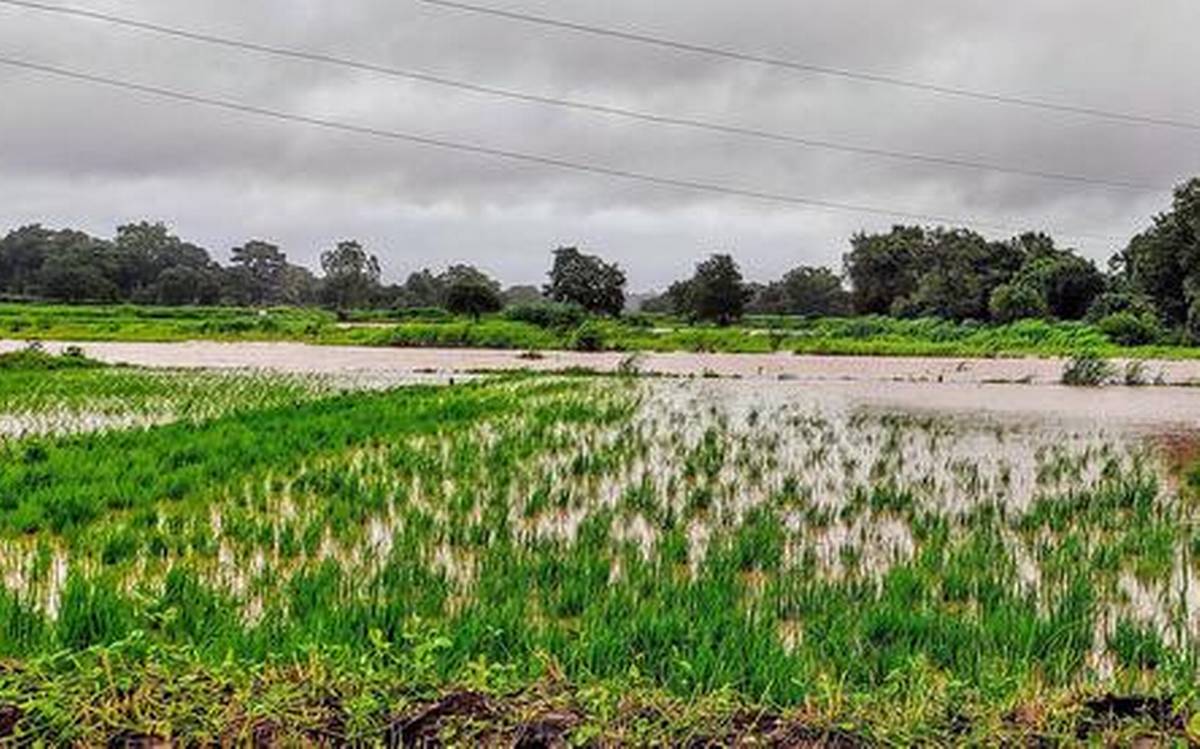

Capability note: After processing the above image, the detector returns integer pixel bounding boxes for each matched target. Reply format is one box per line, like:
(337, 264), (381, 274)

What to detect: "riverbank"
(5, 304), (1200, 360)
(6, 338), (1200, 385)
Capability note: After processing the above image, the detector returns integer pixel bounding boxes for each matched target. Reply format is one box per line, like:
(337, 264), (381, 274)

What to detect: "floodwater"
(6, 339), (1200, 432)
(2, 352), (1199, 646)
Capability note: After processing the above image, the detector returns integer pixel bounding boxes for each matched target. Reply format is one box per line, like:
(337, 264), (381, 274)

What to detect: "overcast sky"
(1, 0), (1197, 289)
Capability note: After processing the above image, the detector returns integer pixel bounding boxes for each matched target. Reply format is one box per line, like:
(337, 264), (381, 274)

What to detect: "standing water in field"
(2, 373), (1200, 742)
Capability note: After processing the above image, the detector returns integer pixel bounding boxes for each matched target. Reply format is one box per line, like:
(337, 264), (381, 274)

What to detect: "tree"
(320, 240), (381, 311)
(400, 269), (446, 308)
(688, 254), (751, 325)
(779, 266), (851, 317)
(35, 232), (118, 302)
(502, 285), (544, 306)
(745, 281), (787, 315)
(111, 222), (212, 302)
(230, 240), (288, 306)
(1122, 178), (1200, 326)
(0, 225), (55, 296)
(844, 226), (925, 315)
(639, 283), (690, 315)
(1042, 256), (1106, 320)
(1014, 251), (1105, 321)
(153, 266), (221, 306)
(545, 247), (626, 317)
(904, 230), (1025, 321)
(662, 279), (696, 318)
(441, 265), (503, 319)
(276, 264), (319, 306)
(988, 282), (1048, 323)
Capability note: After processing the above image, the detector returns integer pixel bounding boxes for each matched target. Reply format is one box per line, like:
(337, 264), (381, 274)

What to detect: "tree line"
(1, 177), (1197, 342)
(647, 178), (1199, 344)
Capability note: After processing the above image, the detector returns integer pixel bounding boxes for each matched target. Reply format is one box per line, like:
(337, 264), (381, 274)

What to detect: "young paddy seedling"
(0, 371), (1198, 743)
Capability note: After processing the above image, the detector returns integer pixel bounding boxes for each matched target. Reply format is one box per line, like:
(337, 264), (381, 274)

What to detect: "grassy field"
(0, 351), (1199, 744)
(2, 302), (1198, 359)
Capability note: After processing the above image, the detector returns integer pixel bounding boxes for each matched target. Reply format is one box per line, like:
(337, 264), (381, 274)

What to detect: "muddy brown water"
(5, 339), (1200, 432)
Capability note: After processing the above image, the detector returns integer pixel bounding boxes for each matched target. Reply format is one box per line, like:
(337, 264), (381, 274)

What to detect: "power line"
(0, 55), (1123, 244)
(417, 0), (1200, 133)
(0, 0), (1168, 192)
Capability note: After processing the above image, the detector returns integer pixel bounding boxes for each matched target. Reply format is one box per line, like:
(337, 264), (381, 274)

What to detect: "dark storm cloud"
(0, 0), (1196, 286)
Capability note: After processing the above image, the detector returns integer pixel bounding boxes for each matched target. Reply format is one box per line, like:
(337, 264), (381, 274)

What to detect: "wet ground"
(6, 339), (1200, 432)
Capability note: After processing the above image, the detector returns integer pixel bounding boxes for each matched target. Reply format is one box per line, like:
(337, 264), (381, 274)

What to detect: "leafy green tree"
(1122, 178), (1200, 326)
(278, 264), (320, 306)
(112, 222), (212, 302)
(845, 226), (1029, 321)
(0, 225), (56, 296)
(1015, 251), (1105, 321)
(777, 266), (851, 316)
(988, 282), (1048, 323)
(1086, 288), (1157, 322)
(230, 240), (288, 306)
(502, 285), (544, 306)
(35, 232), (118, 302)
(745, 281), (786, 315)
(844, 226), (924, 315)
(545, 247), (627, 317)
(639, 282), (689, 316)
(688, 254), (751, 325)
(152, 266), (221, 306)
(441, 265), (503, 319)
(320, 240), (381, 311)
(906, 230), (1025, 321)
(399, 269), (446, 308)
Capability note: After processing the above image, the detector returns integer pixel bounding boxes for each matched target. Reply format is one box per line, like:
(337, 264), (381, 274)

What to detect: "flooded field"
(2, 355), (1200, 742)
(8, 338), (1200, 431)
(10, 337), (1200, 386)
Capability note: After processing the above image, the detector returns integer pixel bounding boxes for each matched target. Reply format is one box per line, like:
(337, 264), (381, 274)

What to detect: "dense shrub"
(988, 283), (1048, 324)
(1097, 312), (1160, 346)
(1085, 291), (1157, 323)
(503, 302), (587, 329)
(0, 345), (102, 371)
(570, 321), (606, 352)
(384, 307), (453, 321)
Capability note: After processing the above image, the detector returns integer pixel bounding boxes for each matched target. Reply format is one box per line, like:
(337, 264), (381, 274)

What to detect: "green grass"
(0, 369), (1198, 743)
(0, 346), (102, 371)
(6, 302), (1200, 358)
(0, 359), (349, 445)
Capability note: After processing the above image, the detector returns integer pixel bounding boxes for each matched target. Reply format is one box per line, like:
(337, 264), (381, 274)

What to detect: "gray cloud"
(1, 0), (1197, 288)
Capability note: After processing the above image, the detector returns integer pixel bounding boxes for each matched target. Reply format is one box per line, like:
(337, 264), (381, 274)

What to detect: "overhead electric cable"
(416, 0), (1200, 133)
(0, 55), (1124, 243)
(0, 0), (1175, 191)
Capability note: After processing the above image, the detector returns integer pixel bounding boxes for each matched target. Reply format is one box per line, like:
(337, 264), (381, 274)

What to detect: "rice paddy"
(2, 355), (1200, 744)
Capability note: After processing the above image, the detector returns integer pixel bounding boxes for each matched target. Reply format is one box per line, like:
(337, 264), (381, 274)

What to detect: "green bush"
(1097, 312), (1160, 346)
(570, 322), (606, 352)
(384, 307), (453, 322)
(1085, 290), (1158, 322)
(988, 283), (1048, 324)
(0, 346), (103, 371)
(503, 301), (587, 329)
